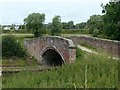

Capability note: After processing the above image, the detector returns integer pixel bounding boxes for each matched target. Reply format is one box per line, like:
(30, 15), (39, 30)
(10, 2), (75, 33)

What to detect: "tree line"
(23, 13), (86, 37)
(86, 2), (120, 41)
(2, 2), (120, 41)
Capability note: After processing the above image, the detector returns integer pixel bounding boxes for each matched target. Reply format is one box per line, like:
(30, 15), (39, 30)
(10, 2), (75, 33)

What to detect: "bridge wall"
(24, 36), (76, 64)
(67, 36), (120, 58)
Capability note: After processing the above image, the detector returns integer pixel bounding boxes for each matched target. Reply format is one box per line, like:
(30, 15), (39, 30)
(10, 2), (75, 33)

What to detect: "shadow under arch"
(41, 47), (65, 66)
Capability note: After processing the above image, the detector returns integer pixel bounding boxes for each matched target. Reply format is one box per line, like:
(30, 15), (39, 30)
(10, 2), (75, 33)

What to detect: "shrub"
(76, 47), (84, 59)
(2, 35), (26, 57)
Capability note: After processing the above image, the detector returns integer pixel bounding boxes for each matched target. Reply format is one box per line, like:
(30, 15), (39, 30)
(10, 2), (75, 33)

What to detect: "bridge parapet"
(67, 35), (120, 58)
(25, 36), (76, 65)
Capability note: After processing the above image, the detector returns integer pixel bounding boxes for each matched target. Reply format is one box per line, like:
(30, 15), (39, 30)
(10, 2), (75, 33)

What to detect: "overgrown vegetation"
(2, 29), (32, 34)
(2, 35), (26, 57)
(76, 47), (85, 59)
(2, 57), (39, 67)
(102, 2), (120, 40)
(86, 2), (120, 41)
(2, 35), (38, 67)
(79, 41), (97, 51)
(61, 29), (89, 34)
(2, 49), (118, 88)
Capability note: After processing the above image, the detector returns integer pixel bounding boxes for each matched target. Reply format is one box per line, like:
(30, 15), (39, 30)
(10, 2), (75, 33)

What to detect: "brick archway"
(25, 36), (76, 65)
(41, 47), (65, 66)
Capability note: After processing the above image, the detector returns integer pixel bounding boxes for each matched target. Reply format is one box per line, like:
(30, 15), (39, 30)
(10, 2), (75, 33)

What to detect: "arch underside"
(42, 48), (64, 66)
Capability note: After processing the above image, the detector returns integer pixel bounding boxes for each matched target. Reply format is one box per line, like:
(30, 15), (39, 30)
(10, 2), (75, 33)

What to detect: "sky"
(0, 0), (109, 25)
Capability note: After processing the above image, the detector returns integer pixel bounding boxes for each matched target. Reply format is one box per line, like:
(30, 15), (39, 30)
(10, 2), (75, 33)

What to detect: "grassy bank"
(2, 57), (39, 67)
(2, 51), (118, 88)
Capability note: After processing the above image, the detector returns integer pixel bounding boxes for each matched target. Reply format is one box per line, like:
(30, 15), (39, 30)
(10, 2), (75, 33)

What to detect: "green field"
(2, 51), (118, 88)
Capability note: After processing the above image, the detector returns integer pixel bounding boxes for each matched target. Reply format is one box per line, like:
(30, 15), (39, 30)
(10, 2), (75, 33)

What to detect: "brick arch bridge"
(25, 36), (76, 66)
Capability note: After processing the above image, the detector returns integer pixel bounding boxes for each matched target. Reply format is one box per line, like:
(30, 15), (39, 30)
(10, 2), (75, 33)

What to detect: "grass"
(79, 41), (97, 51)
(2, 57), (39, 67)
(2, 50), (119, 88)
(2, 35), (38, 67)
(1, 34), (119, 88)
(61, 29), (90, 35)
(2, 29), (32, 34)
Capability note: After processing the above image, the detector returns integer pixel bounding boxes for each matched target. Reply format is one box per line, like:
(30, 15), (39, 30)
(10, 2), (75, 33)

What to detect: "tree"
(61, 22), (69, 29)
(68, 21), (74, 29)
(10, 24), (15, 30)
(18, 25), (25, 30)
(86, 14), (104, 34)
(24, 13), (45, 37)
(51, 16), (62, 35)
(102, 2), (120, 40)
(75, 22), (86, 30)
(46, 23), (52, 29)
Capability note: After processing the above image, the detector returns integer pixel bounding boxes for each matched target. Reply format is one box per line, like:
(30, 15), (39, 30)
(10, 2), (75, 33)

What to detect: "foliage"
(10, 24), (15, 30)
(76, 47), (84, 59)
(92, 29), (100, 37)
(86, 14), (103, 34)
(68, 21), (74, 29)
(18, 25), (25, 30)
(102, 2), (120, 40)
(61, 22), (69, 29)
(62, 29), (80, 34)
(61, 21), (75, 30)
(2, 51), (118, 88)
(51, 16), (62, 35)
(24, 13), (45, 37)
(75, 22), (86, 30)
(79, 41), (97, 51)
(2, 29), (32, 34)
(85, 2), (120, 41)
(2, 35), (26, 57)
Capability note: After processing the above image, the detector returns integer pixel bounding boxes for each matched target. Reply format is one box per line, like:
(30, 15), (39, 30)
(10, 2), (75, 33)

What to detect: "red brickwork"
(68, 36), (120, 58)
(25, 36), (76, 64)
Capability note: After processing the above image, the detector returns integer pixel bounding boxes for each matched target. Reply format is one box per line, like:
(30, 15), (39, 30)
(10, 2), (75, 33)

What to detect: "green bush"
(2, 35), (26, 57)
(76, 47), (84, 59)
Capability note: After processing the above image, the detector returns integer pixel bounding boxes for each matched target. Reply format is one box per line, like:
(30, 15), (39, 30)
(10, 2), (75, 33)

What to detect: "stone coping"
(25, 36), (76, 48)
(69, 35), (120, 43)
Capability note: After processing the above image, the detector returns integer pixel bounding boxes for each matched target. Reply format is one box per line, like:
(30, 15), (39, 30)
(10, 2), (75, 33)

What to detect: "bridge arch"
(25, 36), (76, 65)
(41, 46), (65, 66)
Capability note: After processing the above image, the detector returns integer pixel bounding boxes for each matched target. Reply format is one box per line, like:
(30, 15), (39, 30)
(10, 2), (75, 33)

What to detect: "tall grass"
(2, 50), (118, 88)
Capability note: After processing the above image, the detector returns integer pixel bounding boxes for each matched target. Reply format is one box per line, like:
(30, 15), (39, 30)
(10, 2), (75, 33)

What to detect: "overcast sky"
(0, 0), (109, 25)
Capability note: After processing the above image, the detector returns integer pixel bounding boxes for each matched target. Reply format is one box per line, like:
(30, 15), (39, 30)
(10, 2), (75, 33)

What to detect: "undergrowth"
(2, 49), (118, 88)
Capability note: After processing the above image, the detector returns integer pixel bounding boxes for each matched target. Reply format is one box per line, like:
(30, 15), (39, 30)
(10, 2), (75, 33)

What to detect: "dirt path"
(77, 45), (119, 60)
(77, 45), (97, 54)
